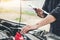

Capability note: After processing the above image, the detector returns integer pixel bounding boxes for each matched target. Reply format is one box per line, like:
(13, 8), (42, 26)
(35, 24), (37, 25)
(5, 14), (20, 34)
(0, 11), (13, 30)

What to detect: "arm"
(34, 0), (49, 18)
(36, 3), (60, 28)
(36, 14), (56, 28)
(34, 8), (48, 18)
(20, 14), (56, 34)
(21, 3), (60, 34)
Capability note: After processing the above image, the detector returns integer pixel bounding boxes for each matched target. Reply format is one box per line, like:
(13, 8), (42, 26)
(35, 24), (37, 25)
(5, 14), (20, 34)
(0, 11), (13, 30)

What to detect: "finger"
(22, 25), (31, 34)
(22, 27), (30, 34)
(20, 26), (29, 34)
(23, 27), (30, 33)
(20, 28), (24, 34)
(20, 26), (27, 34)
(34, 8), (41, 13)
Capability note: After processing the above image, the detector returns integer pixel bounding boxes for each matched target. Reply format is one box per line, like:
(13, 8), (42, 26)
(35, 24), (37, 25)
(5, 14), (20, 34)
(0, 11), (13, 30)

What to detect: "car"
(0, 19), (60, 40)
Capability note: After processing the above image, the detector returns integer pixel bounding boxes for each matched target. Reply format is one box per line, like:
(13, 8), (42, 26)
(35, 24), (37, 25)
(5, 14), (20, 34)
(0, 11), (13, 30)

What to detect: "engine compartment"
(0, 19), (60, 40)
(0, 19), (26, 40)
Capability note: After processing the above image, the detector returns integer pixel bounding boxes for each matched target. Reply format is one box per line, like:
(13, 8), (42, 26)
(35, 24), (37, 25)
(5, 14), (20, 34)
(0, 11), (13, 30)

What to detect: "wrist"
(39, 11), (45, 18)
(43, 11), (48, 17)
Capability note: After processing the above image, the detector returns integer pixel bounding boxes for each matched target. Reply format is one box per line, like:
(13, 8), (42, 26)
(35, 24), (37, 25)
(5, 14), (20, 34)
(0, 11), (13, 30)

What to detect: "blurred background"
(0, 0), (50, 32)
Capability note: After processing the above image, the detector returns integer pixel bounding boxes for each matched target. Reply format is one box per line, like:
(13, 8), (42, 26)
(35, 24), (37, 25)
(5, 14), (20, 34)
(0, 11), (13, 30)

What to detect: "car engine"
(0, 19), (60, 40)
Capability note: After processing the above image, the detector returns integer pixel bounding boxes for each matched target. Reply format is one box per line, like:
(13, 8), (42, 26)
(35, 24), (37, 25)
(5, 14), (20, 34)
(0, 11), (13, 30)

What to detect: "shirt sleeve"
(42, 0), (49, 12)
(50, 3), (60, 20)
(42, 0), (49, 17)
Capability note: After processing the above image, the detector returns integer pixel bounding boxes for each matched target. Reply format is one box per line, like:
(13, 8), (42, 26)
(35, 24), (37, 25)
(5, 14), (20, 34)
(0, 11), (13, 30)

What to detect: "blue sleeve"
(42, 0), (49, 12)
(50, 4), (60, 20)
(42, 0), (49, 17)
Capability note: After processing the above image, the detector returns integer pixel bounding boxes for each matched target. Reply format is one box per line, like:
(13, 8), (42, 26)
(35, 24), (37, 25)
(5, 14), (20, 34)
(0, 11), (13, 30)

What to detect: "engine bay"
(0, 19), (26, 40)
(0, 19), (60, 40)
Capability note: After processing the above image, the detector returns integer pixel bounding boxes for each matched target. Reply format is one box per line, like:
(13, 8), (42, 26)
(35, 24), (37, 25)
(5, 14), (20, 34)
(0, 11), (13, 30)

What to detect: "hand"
(33, 8), (44, 18)
(20, 25), (38, 34)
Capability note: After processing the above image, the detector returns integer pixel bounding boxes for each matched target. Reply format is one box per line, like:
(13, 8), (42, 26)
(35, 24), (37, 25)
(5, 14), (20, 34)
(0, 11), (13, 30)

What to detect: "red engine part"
(15, 32), (24, 40)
